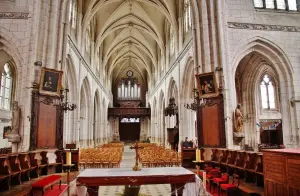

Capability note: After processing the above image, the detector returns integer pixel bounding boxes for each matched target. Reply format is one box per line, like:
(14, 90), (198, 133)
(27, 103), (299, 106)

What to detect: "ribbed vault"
(81, 0), (179, 87)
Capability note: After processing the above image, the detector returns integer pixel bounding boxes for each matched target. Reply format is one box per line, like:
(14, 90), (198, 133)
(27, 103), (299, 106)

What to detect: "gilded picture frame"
(39, 67), (63, 97)
(196, 72), (219, 98)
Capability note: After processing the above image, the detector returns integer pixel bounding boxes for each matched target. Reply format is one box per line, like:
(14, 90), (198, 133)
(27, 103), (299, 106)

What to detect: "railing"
(108, 107), (151, 117)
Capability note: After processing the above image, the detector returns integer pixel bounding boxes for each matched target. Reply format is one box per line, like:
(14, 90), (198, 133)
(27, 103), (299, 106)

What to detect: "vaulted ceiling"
(81, 0), (180, 86)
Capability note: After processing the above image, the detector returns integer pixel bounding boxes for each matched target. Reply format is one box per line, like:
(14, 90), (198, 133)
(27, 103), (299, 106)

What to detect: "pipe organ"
(118, 79), (141, 100)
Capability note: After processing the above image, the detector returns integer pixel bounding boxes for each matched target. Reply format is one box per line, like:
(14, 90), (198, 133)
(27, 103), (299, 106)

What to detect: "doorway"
(119, 118), (141, 142)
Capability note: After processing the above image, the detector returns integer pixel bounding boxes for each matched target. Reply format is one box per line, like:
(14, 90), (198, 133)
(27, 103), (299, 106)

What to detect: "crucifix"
(130, 141), (144, 171)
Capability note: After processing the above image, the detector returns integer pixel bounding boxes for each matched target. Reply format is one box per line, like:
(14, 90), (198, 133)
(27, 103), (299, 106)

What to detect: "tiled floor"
(96, 145), (172, 196)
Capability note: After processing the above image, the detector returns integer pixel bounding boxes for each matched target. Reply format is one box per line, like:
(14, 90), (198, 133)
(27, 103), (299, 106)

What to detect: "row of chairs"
(138, 145), (181, 167)
(204, 166), (240, 196)
(79, 144), (124, 169)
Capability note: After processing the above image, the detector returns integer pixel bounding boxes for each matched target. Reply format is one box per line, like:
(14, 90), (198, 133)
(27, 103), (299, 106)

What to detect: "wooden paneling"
(197, 94), (226, 148)
(263, 149), (300, 196)
(37, 98), (57, 148)
(202, 105), (219, 146)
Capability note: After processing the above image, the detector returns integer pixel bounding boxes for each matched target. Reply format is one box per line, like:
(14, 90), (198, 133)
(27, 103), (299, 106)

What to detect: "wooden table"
(77, 167), (196, 196)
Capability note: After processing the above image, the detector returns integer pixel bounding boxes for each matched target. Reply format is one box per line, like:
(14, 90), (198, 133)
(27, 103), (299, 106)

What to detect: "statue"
(233, 104), (244, 139)
(11, 101), (21, 134)
(7, 101), (21, 151)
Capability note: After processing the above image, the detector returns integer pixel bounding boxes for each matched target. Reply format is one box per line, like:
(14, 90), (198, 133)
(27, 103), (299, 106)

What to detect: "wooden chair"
(220, 174), (239, 196)
(212, 173), (229, 195)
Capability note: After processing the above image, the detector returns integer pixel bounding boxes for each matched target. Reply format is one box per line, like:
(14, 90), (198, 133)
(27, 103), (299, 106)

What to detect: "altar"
(76, 167), (201, 196)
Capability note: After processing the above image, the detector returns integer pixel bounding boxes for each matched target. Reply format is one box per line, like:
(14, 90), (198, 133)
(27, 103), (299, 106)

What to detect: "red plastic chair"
(220, 174), (239, 196)
(213, 173), (229, 195)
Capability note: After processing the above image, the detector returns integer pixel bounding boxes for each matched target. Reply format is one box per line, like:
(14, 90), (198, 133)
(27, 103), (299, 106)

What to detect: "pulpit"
(167, 128), (179, 150)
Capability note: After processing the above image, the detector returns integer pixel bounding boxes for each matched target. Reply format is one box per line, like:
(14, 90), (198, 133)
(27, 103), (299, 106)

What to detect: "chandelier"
(54, 88), (77, 112)
(164, 97), (178, 116)
(184, 88), (207, 111)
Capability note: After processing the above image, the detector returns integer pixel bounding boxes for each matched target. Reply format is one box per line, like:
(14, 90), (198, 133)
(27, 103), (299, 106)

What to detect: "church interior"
(0, 0), (300, 195)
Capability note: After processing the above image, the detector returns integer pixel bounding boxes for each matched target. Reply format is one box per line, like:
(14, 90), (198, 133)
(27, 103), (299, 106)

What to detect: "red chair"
(207, 170), (221, 191)
(213, 173), (229, 196)
(220, 174), (239, 196)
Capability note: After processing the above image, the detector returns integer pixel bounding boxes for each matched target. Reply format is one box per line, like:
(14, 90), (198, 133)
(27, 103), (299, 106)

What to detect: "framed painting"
(39, 67), (63, 97)
(196, 72), (218, 98)
(3, 126), (11, 139)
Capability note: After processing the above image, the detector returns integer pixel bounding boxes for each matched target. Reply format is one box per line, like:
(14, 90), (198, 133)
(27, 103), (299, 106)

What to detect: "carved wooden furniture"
(263, 148), (300, 196)
(0, 156), (10, 191)
(18, 152), (31, 181)
(181, 145), (196, 168)
(205, 148), (265, 190)
(28, 152), (39, 178)
(7, 153), (21, 185)
(29, 89), (64, 151)
(31, 174), (62, 196)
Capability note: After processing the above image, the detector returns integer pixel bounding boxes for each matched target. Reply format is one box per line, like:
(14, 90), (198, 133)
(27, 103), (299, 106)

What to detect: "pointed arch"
(232, 37), (295, 148)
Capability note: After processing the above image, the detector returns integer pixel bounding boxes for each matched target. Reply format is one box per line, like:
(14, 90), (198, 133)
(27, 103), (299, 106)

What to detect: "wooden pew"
(18, 152), (31, 181)
(39, 151), (49, 176)
(7, 153), (21, 185)
(28, 152), (39, 178)
(46, 150), (63, 174)
(0, 156), (10, 191)
(207, 148), (265, 190)
(244, 152), (256, 182)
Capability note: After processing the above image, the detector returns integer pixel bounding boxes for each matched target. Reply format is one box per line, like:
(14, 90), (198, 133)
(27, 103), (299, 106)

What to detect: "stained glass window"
(260, 74), (276, 110)
(71, 0), (77, 29)
(0, 63), (13, 110)
(169, 26), (175, 56)
(184, 0), (192, 34)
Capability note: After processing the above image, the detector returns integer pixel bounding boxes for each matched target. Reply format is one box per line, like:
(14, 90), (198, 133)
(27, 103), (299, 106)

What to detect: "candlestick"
(66, 151), (72, 165)
(203, 171), (207, 188)
(196, 149), (200, 161)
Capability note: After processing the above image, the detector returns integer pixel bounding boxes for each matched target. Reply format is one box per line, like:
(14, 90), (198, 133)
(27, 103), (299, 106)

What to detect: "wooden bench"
(31, 175), (62, 196)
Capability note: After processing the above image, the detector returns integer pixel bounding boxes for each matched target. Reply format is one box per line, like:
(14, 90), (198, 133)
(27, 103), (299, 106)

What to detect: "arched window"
(260, 74), (276, 109)
(169, 26), (175, 56)
(253, 0), (298, 11)
(0, 63), (13, 110)
(183, 0), (192, 34)
(85, 24), (91, 53)
(70, 0), (77, 29)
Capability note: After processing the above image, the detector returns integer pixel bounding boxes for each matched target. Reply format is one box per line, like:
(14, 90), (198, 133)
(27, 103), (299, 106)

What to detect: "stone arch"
(181, 57), (196, 140)
(79, 77), (91, 147)
(232, 38), (295, 149)
(167, 77), (179, 104)
(158, 90), (165, 146)
(102, 98), (107, 141)
(0, 29), (24, 100)
(92, 90), (101, 146)
(64, 56), (78, 144)
(152, 97), (157, 141)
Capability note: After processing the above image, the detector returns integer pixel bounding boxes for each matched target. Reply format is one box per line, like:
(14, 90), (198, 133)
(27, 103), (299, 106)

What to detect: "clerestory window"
(254, 0), (298, 11)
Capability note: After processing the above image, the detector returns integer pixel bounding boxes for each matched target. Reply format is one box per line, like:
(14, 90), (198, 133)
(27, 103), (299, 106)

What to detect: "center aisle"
(97, 143), (171, 196)
(119, 144), (136, 168)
